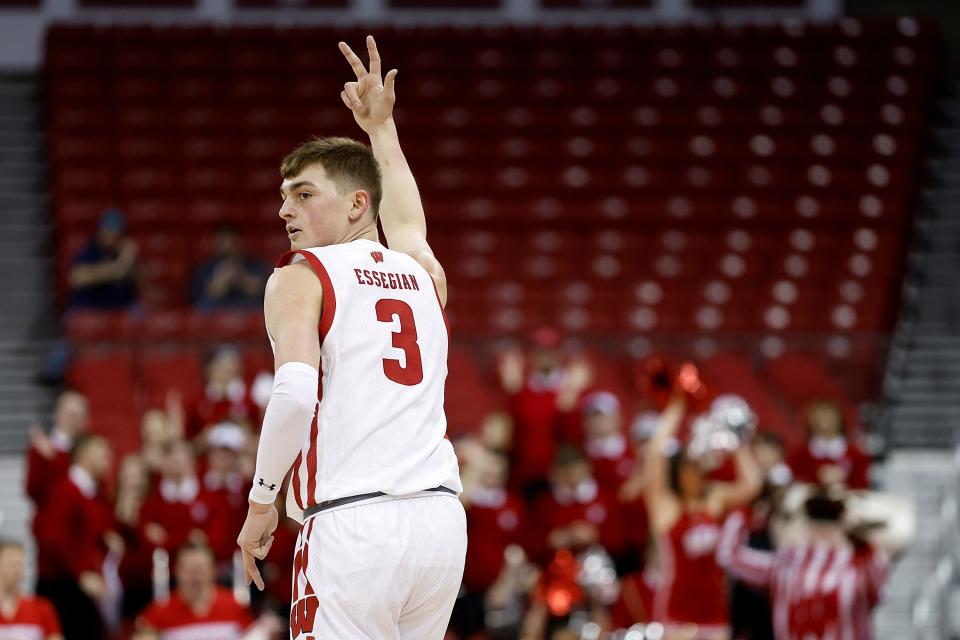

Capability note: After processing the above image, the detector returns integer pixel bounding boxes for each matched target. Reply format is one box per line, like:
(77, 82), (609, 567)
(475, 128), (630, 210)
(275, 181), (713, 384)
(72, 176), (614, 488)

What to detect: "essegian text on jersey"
(352, 268), (422, 292)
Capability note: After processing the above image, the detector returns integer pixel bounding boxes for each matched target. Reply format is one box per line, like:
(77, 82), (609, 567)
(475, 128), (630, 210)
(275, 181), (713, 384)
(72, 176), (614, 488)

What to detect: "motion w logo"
(290, 592), (319, 638)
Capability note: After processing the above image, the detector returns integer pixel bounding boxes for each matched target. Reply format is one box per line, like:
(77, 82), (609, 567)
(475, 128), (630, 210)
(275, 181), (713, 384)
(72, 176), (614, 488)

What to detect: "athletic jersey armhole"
(277, 250), (337, 344)
(428, 274), (451, 345)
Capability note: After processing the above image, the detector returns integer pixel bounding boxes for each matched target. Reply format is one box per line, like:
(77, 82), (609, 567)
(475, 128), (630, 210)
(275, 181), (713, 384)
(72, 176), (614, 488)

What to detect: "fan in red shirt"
(537, 445), (626, 562)
(140, 440), (219, 555)
(138, 542), (253, 638)
(643, 382), (762, 640)
(36, 435), (116, 640)
(580, 391), (635, 494)
(718, 491), (900, 640)
(188, 348), (260, 440)
(0, 541), (62, 640)
(788, 399), (870, 490)
(199, 423), (251, 570)
(498, 327), (592, 500)
(26, 392), (89, 579)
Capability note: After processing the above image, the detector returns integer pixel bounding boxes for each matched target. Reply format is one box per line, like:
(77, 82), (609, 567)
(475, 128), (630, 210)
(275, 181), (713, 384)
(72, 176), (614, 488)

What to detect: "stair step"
(0, 177), (45, 192)
(0, 163), (46, 179)
(898, 382), (960, 395)
(902, 364), (960, 375)
(0, 149), (44, 165)
(0, 104), (39, 118)
(902, 347), (960, 358)
(0, 113), (40, 126)
(0, 82), (37, 97)
(0, 134), (43, 149)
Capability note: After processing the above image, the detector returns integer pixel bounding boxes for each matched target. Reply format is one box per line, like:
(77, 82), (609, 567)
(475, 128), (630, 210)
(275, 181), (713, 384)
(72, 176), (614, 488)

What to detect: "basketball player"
(235, 35), (465, 639)
(643, 382), (762, 640)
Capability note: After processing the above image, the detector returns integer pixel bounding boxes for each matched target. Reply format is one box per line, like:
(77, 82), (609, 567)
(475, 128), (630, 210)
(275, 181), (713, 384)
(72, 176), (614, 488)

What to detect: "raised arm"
(642, 391), (686, 529)
(711, 445), (763, 513)
(338, 36), (448, 307)
(716, 509), (774, 590)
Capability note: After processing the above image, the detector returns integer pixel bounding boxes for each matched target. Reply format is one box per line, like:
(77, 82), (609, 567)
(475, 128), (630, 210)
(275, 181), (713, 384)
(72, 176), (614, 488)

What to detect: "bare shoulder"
(648, 492), (681, 534)
(267, 262), (320, 293)
(265, 262), (323, 309)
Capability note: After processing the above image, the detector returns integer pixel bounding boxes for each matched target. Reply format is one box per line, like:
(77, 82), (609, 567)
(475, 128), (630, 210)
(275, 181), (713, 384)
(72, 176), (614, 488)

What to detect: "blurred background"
(0, 0), (958, 638)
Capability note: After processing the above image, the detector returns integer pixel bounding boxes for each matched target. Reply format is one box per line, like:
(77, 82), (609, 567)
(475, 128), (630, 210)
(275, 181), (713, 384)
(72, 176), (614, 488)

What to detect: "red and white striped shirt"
(718, 511), (888, 640)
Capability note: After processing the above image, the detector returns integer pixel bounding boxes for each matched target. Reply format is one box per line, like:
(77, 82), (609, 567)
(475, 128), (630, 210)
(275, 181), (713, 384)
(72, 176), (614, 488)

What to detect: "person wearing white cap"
(580, 391), (635, 495)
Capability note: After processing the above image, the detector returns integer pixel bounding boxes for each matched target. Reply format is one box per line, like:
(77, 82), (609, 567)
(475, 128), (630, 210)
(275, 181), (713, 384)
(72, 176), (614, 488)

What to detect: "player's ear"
(348, 189), (371, 222)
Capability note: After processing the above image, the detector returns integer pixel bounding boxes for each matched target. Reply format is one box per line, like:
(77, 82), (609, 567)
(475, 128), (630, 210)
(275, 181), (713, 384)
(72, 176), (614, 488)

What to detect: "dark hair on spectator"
(552, 444), (587, 468)
(754, 430), (785, 450)
(280, 136), (383, 218)
(176, 540), (214, 562)
(803, 490), (846, 523)
(667, 450), (685, 496)
(668, 450), (708, 498)
(70, 433), (105, 462)
(0, 539), (23, 553)
(214, 222), (239, 236)
(804, 398), (846, 435)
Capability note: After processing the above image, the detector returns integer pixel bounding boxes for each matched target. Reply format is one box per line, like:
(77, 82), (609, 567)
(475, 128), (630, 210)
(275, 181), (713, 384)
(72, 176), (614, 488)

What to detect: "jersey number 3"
(375, 299), (424, 386)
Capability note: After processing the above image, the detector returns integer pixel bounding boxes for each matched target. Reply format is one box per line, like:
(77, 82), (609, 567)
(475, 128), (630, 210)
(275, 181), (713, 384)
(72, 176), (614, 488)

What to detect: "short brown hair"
(280, 136), (383, 217)
(176, 540), (214, 563)
(0, 540), (23, 554)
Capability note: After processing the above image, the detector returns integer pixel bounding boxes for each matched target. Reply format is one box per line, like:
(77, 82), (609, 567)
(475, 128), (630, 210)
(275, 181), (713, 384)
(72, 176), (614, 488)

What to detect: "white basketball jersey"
(275, 239), (462, 524)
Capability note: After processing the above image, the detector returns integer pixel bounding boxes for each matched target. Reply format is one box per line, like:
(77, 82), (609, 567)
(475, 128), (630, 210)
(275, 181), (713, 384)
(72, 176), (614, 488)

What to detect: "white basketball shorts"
(289, 492), (467, 639)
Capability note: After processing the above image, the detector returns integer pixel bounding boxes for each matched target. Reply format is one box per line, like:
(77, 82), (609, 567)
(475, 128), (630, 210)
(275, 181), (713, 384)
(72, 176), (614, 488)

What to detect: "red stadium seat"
(66, 310), (138, 342)
(140, 346), (205, 408)
(697, 351), (802, 446)
(67, 346), (137, 402)
(141, 310), (192, 341)
(188, 310), (265, 341)
(763, 351), (855, 413)
(46, 22), (935, 435)
(445, 347), (503, 434)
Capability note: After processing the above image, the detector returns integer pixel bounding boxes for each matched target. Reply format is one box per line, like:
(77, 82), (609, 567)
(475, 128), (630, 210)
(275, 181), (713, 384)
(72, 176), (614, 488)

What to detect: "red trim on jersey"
(306, 414), (319, 508)
(276, 250), (337, 344)
(291, 452), (304, 512)
(429, 276), (451, 345)
(277, 249), (334, 510)
(291, 532), (303, 603)
(302, 363), (324, 508)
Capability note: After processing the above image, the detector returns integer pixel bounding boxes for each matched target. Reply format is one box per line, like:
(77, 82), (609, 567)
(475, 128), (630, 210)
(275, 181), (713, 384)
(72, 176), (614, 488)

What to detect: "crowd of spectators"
(19, 311), (891, 640)
(22, 350), (285, 639)
(21, 326), (894, 640)
(448, 330), (887, 640)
